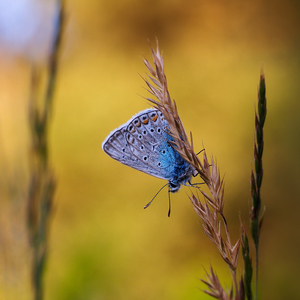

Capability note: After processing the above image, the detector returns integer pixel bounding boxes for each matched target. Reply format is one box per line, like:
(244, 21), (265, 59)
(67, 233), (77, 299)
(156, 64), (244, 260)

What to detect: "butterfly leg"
(185, 180), (204, 188)
(168, 189), (171, 217)
(196, 148), (205, 155)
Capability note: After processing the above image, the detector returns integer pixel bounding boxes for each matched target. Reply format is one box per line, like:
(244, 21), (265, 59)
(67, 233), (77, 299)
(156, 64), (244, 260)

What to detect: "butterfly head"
(168, 164), (197, 193)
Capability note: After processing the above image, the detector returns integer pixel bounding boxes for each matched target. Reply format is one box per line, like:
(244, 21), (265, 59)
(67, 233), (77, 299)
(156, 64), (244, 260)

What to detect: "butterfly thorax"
(168, 154), (196, 193)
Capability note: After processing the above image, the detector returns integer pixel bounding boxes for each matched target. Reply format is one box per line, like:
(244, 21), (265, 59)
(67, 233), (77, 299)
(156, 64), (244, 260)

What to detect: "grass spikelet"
(249, 71), (267, 300)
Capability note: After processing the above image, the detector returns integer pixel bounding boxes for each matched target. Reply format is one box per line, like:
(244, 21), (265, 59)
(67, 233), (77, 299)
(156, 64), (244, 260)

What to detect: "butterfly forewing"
(126, 110), (169, 164)
(103, 109), (172, 180)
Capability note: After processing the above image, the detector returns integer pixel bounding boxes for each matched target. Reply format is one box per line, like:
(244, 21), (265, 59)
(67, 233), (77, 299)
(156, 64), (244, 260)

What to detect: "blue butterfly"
(102, 108), (197, 211)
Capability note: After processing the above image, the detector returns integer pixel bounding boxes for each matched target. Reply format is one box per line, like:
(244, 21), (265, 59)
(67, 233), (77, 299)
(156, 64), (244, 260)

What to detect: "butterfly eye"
(157, 127), (161, 133)
(150, 128), (155, 132)
(158, 162), (161, 167)
(143, 156), (148, 161)
(140, 145), (144, 150)
(138, 134), (142, 139)
(122, 148), (126, 152)
(169, 182), (177, 188)
(162, 150), (166, 154)
(143, 130), (147, 135)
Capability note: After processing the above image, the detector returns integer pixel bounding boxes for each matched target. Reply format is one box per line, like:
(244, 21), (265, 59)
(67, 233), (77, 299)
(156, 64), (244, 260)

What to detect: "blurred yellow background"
(0, 0), (299, 299)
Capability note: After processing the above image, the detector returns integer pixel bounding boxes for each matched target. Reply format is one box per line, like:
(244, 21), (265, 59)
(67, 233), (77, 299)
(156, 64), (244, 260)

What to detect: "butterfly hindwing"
(102, 126), (144, 168)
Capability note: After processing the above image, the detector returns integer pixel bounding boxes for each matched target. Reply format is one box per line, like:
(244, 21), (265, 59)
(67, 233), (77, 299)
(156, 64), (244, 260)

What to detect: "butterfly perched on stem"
(102, 108), (197, 194)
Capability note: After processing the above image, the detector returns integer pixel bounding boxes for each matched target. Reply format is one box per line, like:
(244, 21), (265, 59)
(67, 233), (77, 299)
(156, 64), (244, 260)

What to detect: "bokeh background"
(0, 0), (299, 299)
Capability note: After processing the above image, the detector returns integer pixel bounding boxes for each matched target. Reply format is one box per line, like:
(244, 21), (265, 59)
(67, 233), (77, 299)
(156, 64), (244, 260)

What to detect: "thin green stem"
(241, 226), (253, 300)
(27, 2), (64, 300)
(250, 72), (266, 300)
(255, 243), (258, 300)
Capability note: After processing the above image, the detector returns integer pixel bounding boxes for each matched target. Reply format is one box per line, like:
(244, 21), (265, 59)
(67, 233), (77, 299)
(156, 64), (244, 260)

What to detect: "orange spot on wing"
(151, 115), (158, 122)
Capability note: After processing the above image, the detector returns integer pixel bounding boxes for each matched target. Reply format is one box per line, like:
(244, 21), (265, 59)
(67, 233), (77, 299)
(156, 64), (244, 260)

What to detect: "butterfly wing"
(102, 109), (180, 180)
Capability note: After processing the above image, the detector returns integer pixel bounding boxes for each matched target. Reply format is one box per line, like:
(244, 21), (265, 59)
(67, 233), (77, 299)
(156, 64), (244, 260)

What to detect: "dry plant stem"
(202, 266), (245, 300)
(27, 2), (64, 300)
(250, 73), (266, 300)
(191, 192), (240, 298)
(143, 43), (242, 299)
(143, 44), (209, 182)
(201, 266), (231, 300)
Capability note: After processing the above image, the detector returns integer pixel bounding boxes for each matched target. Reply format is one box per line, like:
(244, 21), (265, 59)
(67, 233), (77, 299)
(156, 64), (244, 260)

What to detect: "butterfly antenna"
(144, 182), (169, 209)
(168, 189), (171, 217)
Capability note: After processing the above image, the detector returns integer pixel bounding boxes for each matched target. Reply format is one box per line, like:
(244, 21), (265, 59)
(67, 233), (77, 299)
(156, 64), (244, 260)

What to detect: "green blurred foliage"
(0, 0), (300, 299)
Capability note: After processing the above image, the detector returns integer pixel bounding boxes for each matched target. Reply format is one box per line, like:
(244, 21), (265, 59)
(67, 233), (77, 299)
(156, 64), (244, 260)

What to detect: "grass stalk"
(250, 72), (267, 300)
(27, 2), (64, 300)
